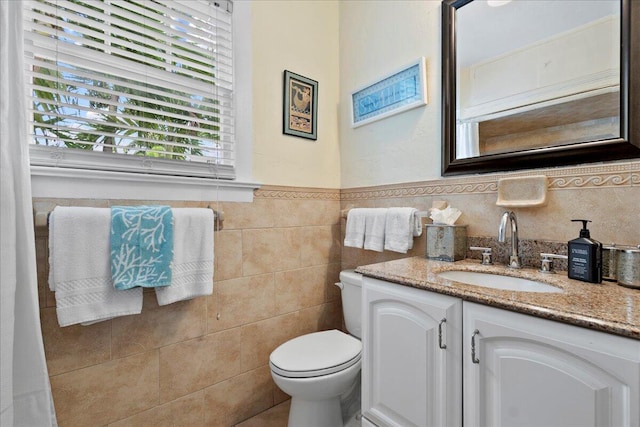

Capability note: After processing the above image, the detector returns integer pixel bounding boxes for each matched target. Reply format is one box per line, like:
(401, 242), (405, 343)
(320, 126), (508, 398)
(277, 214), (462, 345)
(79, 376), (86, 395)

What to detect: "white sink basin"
(437, 270), (563, 293)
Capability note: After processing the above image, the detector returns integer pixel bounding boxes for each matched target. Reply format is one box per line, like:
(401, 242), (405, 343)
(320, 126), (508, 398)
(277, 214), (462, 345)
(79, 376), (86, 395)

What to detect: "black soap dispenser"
(568, 219), (602, 283)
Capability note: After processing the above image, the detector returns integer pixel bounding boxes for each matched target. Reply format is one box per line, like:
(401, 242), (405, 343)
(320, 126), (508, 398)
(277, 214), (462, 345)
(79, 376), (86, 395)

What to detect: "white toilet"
(269, 270), (363, 427)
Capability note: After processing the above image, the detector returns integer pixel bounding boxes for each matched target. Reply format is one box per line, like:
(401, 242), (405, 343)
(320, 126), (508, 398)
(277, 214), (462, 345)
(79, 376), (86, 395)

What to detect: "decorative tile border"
(549, 173), (632, 189)
(255, 185), (340, 200)
(341, 179), (497, 201)
(546, 161), (638, 189)
(341, 160), (640, 201)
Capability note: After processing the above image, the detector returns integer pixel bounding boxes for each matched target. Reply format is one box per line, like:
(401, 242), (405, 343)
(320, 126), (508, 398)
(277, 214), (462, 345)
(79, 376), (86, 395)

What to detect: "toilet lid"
(270, 330), (362, 378)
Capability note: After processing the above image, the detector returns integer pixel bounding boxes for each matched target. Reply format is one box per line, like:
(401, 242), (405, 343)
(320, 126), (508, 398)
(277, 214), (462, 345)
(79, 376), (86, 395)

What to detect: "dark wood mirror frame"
(442, 0), (640, 176)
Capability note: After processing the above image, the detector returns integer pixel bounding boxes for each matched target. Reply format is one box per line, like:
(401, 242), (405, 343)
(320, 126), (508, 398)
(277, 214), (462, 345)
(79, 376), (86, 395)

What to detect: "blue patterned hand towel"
(110, 205), (174, 290)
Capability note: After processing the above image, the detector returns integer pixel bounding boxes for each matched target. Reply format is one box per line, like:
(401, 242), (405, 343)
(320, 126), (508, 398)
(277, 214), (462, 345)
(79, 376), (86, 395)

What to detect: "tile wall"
(341, 161), (640, 270)
(32, 160), (640, 425)
(34, 185), (342, 427)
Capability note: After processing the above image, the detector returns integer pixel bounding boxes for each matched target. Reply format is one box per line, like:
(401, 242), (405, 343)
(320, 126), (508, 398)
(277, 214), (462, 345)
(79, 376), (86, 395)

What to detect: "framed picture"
(283, 70), (318, 140)
(351, 57), (428, 128)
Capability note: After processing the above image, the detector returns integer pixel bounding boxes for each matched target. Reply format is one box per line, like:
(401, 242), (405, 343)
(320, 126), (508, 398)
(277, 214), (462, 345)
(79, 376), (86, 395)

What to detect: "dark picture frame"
(283, 70), (318, 140)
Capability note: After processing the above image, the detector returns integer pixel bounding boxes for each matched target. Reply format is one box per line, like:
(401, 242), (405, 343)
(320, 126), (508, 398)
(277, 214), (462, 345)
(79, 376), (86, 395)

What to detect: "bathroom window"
(23, 0), (236, 180)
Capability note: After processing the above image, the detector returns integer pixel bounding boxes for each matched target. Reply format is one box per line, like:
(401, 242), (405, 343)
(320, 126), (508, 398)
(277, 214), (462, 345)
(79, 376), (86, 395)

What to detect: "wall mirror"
(442, 0), (639, 175)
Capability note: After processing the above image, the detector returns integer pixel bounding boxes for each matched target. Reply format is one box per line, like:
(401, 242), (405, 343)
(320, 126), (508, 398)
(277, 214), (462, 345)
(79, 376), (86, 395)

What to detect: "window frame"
(26, 0), (257, 201)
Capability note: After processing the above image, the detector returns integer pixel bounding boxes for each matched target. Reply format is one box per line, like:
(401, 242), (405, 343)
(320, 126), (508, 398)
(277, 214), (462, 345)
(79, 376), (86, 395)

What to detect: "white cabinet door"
(362, 277), (462, 427)
(463, 302), (640, 427)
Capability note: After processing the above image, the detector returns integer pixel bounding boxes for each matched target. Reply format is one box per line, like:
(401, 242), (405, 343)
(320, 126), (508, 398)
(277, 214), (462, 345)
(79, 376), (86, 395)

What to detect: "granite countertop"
(355, 257), (640, 340)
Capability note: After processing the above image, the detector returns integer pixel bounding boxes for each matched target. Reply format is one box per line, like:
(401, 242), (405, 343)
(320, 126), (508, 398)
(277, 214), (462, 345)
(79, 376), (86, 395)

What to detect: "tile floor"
(235, 400), (362, 427)
(235, 400), (291, 427)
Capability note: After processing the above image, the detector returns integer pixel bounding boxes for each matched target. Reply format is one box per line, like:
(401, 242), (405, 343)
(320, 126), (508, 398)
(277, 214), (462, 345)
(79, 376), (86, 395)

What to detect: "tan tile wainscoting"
(33, 160), (639, 426)
(34, 186), (342, 427)
(341, 160), (640, 271)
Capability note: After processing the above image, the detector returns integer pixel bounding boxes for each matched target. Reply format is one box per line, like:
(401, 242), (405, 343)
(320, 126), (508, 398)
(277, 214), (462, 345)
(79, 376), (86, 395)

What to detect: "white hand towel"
(155, 208), (214, 306)
(48, 207), (142, 327)
(384, 208), (421, 253)
(364, 208), (387, 252)
(344, 208), (367, 248)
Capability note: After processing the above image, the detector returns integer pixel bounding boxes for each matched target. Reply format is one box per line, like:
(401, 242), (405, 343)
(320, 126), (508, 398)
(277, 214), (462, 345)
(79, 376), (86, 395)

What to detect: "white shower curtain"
(0, 1), (57, 425)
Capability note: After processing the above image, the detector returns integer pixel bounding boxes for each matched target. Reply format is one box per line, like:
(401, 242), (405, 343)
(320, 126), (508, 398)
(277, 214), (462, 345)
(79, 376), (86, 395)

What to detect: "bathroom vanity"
(356, 257), (640, 427)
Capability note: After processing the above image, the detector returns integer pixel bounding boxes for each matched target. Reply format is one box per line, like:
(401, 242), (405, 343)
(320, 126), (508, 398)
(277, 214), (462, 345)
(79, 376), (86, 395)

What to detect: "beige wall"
(34, 168), (640, 425)
(35, 3), (344, 425)
(31, 2), (640, 426)
(252, 1), (341, 188)
(34, 187), (342, 426)
(339, 0), (442, 188)
(337, 0), (639, 264)
(341, 161), (640, 270)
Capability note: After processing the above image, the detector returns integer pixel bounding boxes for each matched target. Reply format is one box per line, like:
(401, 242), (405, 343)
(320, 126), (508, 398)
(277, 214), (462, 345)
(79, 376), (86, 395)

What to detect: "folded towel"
(384, 207), (421, 253)
(364, 208), (387, 252)
(48, 207), (142, 327)
(110, 205), (173, 290)
(344, 208), (367, 248)
(155, 208), (214, 306)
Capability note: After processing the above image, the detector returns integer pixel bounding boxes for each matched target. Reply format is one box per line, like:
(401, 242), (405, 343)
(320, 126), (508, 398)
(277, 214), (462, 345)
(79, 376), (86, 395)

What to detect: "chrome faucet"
(499, 211), (521, 268)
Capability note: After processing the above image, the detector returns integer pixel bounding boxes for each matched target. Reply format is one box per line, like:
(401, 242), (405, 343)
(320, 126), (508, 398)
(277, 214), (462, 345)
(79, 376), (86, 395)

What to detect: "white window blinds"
(24, 0), (235, 179)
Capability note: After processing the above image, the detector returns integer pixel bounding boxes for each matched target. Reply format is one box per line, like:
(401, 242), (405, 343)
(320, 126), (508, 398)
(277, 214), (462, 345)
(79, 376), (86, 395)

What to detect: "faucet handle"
(539, 253), (568, 274)
(470, 246), (493, 265)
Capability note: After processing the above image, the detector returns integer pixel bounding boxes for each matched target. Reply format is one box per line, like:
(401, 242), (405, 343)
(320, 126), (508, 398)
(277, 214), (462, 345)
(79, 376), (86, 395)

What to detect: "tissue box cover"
(426, 225), (467, 262)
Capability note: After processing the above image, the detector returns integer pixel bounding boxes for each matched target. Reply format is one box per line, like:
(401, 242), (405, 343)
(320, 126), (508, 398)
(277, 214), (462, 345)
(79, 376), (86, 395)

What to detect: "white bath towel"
(364, 208), (387, 252)
(155, 208), (214, 306)
(48, 207), (142, 327)
(384, 207), (422, 253)
(344, 208), (368, 248)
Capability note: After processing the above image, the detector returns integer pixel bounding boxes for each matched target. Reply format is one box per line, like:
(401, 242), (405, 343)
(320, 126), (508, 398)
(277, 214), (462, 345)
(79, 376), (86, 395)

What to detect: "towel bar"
(206, 205), (225, 222)
(34, 206), (224, 227)
(340, 208), (430, 219)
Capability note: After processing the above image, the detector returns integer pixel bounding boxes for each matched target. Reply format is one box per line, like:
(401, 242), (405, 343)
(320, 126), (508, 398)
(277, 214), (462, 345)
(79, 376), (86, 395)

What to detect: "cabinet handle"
(438, 318), (447, 349)
(471, 329), (480, 364)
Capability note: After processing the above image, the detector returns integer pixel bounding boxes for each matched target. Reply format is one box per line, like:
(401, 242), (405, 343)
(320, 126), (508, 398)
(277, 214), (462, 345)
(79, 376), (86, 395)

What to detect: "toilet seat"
(270, 330), (362, 378)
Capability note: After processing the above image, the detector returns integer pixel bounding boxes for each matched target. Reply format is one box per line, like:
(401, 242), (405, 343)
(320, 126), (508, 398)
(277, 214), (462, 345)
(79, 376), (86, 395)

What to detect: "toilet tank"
(337, 270), (363, 339)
